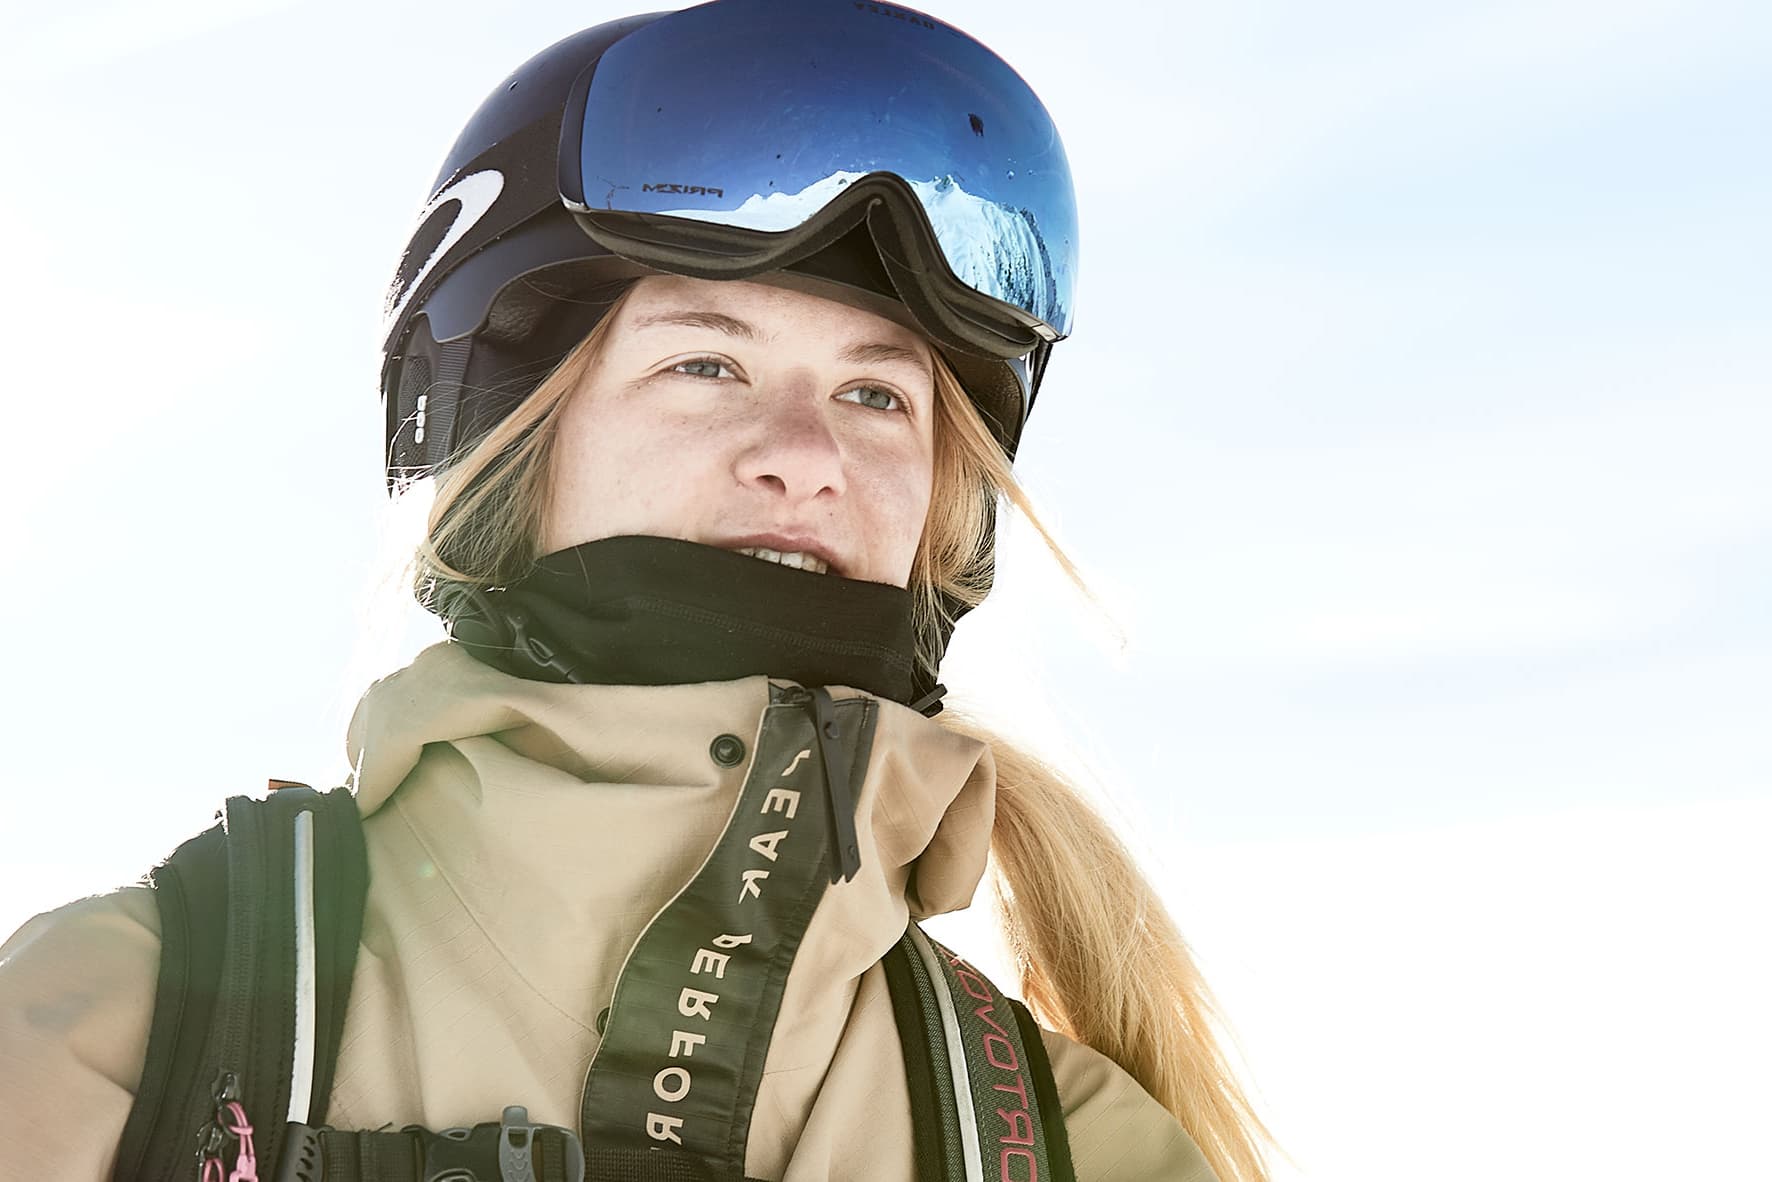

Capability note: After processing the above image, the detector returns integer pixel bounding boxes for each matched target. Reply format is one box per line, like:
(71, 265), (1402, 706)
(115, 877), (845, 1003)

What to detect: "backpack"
(113, 783), (1075, 1181)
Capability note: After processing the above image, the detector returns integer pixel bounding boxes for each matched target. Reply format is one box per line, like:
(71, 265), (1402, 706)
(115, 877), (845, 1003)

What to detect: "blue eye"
(673, 357), (735, 379)
(837, 386), (902, 412)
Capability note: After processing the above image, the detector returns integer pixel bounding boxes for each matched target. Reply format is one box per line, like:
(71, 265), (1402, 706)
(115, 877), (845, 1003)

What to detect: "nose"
(733, 379), (846, 503)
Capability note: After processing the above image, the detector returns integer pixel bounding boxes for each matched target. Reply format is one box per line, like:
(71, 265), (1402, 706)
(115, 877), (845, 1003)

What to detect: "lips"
(716, 534), (844, 577)
(731, 546), (830, 575)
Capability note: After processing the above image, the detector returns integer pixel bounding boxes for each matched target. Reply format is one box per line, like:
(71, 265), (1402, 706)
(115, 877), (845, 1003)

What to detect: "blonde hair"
(412, 284), (1271, 1181)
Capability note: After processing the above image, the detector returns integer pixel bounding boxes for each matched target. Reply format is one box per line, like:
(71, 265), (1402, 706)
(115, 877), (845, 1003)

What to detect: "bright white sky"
(2, 1), (1768, 1178)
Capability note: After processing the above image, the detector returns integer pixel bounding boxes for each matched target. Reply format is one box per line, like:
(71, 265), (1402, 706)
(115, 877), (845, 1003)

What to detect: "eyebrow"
(631, 310), (759, 340)
(630, 309), (932, 380)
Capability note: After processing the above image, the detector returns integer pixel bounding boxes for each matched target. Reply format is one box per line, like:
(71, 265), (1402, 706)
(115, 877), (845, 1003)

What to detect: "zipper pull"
(220, 1100), (258, 1182)
(212, 1071), (240, 1107)
(195, 1073), (234, 1177)
(195, 1119), (226, 1181)
(808, 688), (863, 883)
(195, 1073), (256, 1182)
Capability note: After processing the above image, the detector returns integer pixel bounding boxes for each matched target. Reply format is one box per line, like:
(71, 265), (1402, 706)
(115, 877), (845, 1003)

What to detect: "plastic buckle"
(418, 1107), (583, 1182)
(498, 1106), (583, 1182)
(418, 1120), (498, 1182)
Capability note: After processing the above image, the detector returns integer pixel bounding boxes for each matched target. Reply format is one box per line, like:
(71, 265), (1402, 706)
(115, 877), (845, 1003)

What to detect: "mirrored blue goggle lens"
(571, 0), (1077, 339)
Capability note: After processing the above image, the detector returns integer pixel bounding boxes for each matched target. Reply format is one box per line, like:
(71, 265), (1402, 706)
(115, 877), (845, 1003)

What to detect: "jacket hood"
(344, 641), (997, 921)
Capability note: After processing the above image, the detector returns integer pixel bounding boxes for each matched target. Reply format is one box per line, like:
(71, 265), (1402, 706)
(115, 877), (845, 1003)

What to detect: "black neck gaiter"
(434, 535), (927, 707)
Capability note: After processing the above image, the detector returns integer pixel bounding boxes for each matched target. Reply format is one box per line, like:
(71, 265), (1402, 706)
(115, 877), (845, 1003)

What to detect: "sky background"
(2, 1), (1768, 1178)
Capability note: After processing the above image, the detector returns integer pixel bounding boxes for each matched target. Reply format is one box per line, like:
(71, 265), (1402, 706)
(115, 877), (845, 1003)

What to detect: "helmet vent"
(396, 355), (433, 468)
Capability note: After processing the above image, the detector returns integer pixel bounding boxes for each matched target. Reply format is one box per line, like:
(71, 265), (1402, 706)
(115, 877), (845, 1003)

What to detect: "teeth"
(735, 547), (829, 575)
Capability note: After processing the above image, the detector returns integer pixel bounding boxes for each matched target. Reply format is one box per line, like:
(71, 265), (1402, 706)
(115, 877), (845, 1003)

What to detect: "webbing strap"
(288, 1122), (577, 1182)
(287, 1123), (765, 1181)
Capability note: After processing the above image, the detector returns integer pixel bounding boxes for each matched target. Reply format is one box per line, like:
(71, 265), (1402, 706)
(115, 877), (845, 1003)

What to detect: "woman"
(0, 2), (1268, 1179)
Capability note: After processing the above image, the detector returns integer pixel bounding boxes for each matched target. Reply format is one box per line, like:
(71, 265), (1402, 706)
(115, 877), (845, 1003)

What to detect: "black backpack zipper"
(190, 797), (268, 1178)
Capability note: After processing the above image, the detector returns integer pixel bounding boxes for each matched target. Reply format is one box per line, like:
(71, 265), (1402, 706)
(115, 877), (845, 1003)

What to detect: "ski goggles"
(557, 0), (1078, 360)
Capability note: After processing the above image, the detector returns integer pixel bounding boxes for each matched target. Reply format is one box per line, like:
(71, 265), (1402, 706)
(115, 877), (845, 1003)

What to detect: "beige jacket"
(0, 643), (1213, 1180)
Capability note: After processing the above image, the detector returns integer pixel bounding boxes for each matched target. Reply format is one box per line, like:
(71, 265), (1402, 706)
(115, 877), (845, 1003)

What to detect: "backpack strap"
(116, 780), (1068, 1181)
(883, 923), (1076, 1182)
(115, 784), (367, 1182)
(285, 1117), (767, 1182)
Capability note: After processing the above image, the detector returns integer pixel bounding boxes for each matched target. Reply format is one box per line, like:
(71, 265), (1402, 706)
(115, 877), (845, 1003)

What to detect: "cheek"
(856, 445), (936, 551)
(548, 399), (727, 546)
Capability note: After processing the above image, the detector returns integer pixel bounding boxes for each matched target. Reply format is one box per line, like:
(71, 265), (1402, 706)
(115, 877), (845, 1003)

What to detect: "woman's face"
(544, 275), (938, 587)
